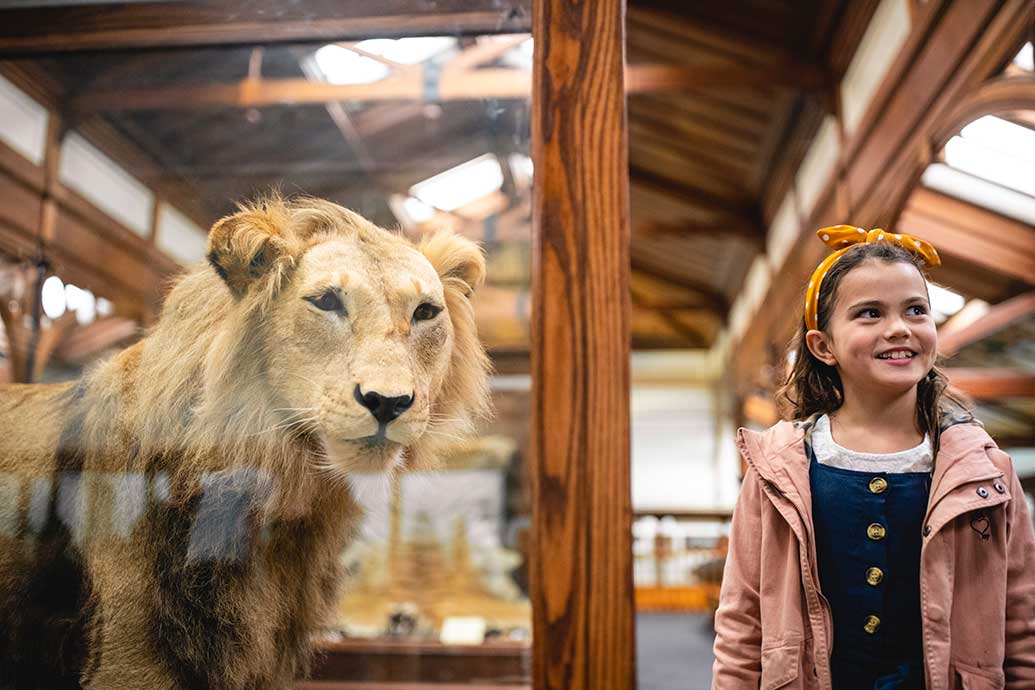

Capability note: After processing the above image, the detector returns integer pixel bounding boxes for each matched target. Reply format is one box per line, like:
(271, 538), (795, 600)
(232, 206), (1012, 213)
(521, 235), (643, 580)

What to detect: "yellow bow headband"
(804, 225), (940, 331)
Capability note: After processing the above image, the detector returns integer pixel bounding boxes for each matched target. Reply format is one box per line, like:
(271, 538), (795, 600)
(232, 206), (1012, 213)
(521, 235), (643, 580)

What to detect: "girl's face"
(806, 259), (938, 399)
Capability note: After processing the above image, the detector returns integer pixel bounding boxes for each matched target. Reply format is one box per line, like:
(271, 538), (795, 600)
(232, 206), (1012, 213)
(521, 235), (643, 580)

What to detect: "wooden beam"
(0, 2), (533, 56)
(636, 220), (764, 248)
(55, 316), (140, 365)
(655, 309), (712, 347)
(629, 164), (754, 220)
(626, 5), (810, 73)
(531, 1), (634, 689)
(625, 61), (830, 94)
(900, 187), (1035, 284)
(933, 74), (1035, 153)
(946, 368), (1035, 400)
(845, 2), (1030, 224)
(0, 138), (180, 321)
(939, 292), (1035, 357)
(630, 255), (729, 315)
(2, 58), (216, 230)
(67, 62), (831, 114)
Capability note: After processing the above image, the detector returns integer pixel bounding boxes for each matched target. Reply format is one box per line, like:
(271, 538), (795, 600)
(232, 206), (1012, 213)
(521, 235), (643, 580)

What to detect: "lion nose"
(353, 385), (414, 425)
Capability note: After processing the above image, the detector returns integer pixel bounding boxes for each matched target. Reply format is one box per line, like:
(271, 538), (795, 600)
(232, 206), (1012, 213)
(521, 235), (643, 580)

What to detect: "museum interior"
(0, 1), (1032, 689)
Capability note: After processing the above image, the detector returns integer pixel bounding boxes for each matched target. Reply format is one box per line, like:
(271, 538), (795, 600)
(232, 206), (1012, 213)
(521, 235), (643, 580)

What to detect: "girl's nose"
(884, 316), (910, 338)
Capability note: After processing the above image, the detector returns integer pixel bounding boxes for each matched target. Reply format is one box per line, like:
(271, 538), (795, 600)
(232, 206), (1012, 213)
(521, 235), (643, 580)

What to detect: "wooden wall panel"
(530, 1), (634, 689)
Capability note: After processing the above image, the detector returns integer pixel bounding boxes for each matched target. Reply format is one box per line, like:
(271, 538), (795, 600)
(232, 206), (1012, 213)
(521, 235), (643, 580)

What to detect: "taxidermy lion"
(0, 197), (491, 689)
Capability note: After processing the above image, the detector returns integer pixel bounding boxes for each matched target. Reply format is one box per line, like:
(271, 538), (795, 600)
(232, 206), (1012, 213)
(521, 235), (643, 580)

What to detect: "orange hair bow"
(803, 225), (940, 331)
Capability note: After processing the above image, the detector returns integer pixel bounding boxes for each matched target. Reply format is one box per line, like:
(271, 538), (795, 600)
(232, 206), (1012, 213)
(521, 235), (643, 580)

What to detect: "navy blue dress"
(809, 447), (930, 690)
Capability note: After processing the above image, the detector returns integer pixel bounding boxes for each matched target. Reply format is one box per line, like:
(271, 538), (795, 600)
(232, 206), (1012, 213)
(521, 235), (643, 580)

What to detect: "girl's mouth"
(876, 349), (917, 362)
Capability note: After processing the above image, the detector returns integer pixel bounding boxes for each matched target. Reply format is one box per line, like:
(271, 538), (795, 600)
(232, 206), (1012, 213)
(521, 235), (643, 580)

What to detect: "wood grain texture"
(530, 1), (634, 690)
(0, 1), (532, 55)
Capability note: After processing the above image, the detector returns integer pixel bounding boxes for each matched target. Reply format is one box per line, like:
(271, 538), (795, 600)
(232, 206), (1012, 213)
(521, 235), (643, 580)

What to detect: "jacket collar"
(737, 418), (1002, 528)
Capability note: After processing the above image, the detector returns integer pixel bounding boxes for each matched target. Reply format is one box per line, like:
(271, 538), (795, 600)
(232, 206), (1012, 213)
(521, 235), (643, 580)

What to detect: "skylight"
(409, 154), (504, 212)
(922, 164), (1035, 225)
(313, 44), (390, 85)
(389, 194), (436, 227)
(41, 278), (99, 324)
(944, 115), (1035, 197)
(1014, 42), (1033, 72)
(928, 284), (966, 323)
(500, 37), (534, 69)
(353, 37), (456, 65)
(508, 153), (534, 189)
(41, 275), (65, 319)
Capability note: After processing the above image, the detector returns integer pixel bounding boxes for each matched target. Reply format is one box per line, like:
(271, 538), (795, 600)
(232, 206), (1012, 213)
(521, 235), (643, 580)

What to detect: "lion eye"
(412, 303), (442, 322)
(306, 291), (344, 313)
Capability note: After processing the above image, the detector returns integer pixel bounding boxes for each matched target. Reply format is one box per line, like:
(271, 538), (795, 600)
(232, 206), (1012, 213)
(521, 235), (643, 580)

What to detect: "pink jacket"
(712, 420), (1035, 690)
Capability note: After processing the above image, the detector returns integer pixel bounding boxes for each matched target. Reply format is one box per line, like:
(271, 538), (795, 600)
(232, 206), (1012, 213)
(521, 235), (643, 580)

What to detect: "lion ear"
(418, 230), (485, 298)
(207, 204), (292, 298)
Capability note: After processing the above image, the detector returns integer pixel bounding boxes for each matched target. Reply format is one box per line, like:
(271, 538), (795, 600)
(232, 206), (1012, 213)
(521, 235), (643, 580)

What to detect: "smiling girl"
(711, 227), (1035, 690)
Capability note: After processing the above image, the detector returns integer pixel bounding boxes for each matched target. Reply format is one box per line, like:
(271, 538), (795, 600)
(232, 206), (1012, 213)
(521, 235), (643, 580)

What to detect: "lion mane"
(0, 197), (491, 689)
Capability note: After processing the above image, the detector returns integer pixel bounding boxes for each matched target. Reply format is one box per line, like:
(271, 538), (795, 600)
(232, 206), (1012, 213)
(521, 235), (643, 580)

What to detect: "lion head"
(113, 197), (490, 499)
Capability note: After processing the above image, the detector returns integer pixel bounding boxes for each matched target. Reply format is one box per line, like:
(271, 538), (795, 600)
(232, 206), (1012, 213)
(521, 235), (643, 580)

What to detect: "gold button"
(869, 477), (888, 494)
(867, 523), (886, 540)
(866, 567), (884, 586)
(863, 615), (881, 634)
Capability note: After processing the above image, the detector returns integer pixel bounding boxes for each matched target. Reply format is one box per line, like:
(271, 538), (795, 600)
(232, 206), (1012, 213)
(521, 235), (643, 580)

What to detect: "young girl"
(712, 226), (1035, 690)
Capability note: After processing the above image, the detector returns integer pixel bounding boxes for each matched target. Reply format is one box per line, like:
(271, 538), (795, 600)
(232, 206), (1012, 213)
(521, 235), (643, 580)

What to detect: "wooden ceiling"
(0, 0), (883, 361)
(626, 0), (876, 348)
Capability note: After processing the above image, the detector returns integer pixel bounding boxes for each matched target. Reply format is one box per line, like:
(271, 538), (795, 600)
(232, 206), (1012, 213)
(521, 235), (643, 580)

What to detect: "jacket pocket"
(955, 660), (1005, 690)
(760, 642), (801, 690)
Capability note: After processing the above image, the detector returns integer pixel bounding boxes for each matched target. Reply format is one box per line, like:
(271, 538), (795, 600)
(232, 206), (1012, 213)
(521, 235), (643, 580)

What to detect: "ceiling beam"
(0, 62), (217, 229)
(55, 316), (140, 365)
(627, 5), (802, 71)
(939, 292), (1035, 357)
(636, 220), (765, 249)
(945, 368), (1035, 400)
(630, 253), (729, 315)
(629, 163), (756, 221)
(66, 61), (832, 115)
(0, 2), (533, 56)
(655, 309), (712, 347)
(626, 61), (829, 94)
(899, 187), (1035, 285)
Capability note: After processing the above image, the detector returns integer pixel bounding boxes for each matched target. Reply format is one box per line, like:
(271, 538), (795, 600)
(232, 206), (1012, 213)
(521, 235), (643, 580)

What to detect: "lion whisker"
(245, 415), (319, 438)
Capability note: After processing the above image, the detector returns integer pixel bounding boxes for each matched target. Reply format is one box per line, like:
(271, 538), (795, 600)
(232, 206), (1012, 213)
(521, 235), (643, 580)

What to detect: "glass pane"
(0, 25), (531, 690)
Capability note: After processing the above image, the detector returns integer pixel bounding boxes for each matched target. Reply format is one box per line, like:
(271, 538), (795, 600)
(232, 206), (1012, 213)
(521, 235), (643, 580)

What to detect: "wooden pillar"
(530, 2), (635, 690)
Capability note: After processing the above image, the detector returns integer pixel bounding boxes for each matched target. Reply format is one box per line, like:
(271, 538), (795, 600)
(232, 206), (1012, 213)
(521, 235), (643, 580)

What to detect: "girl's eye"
(413, 303), (442, 322)
(857, 308), (880, 319)
(306, 291), (344, 313)
(909, 305), (928, 316)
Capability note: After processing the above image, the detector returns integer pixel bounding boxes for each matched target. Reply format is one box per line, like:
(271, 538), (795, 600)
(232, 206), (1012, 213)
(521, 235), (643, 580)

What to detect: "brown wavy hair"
(777, 242), (966, 453)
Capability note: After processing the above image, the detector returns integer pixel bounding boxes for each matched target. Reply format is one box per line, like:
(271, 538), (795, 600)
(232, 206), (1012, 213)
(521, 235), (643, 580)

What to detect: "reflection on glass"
(0, 27), (531, 688)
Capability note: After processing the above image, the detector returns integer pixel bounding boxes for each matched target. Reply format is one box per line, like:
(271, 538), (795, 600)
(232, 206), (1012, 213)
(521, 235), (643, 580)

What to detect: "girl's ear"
(805, 330), (838, 367)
